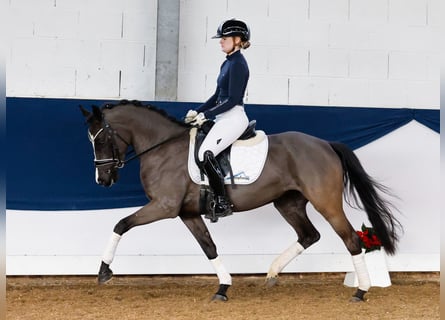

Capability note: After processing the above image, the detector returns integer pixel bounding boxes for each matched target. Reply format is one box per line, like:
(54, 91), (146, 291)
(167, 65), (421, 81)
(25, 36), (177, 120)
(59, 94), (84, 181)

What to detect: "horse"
(80, 100), (401, 302)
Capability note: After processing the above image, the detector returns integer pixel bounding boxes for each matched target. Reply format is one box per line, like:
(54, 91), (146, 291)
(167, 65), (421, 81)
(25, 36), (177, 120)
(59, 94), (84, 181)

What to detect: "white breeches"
(198, 105), (249, 162)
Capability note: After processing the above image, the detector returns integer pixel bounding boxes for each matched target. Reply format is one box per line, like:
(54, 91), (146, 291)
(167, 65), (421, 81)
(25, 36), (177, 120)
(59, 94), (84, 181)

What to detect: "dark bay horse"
(80, 100), (401, 302)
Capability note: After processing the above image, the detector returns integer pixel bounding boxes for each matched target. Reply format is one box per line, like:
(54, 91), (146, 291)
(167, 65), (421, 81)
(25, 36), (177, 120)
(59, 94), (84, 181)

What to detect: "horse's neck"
(119, 109), (185, 153)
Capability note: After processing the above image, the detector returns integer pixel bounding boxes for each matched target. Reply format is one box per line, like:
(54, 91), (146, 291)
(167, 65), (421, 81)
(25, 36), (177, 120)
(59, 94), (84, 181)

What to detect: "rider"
(184, 19), (251, 220)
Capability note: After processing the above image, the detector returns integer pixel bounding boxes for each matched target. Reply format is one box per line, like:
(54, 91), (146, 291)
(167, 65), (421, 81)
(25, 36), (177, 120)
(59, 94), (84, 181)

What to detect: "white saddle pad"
(188, 128), (269, 185)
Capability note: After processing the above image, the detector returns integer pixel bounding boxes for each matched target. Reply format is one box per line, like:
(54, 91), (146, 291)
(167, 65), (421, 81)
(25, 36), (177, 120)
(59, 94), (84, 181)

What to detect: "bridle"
(89, 118), (128, 169)
(89, 116), (185, 170)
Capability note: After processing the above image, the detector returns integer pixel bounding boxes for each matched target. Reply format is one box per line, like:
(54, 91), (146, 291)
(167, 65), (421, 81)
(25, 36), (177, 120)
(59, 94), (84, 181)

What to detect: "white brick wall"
(349, 50), (388, 79)
(7, 0), (157, 99)
(288, 22), (330, 49)
(177, 0), (439, 108)
(288, 77), (330, 105)
(309, 0), (349, 22)
(268, 47), (308, 76)
(6, 0), (440, 108)
(349, 0), (388, 24)
(309, 49), (349, 77)
(247, 75), (289, 104)
(268, 0), (308, 20)
(389, 0), (428, 26)
(389, 52), (428, 80)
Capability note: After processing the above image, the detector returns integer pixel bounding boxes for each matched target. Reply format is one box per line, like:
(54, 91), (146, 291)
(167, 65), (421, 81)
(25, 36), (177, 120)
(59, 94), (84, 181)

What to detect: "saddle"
(193, 120), (258, 218)
(193, 120), (257, 181)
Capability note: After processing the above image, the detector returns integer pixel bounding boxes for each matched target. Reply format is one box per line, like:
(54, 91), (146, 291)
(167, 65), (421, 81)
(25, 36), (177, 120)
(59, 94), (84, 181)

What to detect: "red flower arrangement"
(356, 224), (382, 253)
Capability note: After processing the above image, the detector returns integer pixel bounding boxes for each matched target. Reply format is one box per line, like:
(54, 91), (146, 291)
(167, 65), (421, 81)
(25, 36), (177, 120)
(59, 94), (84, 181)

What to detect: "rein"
(119, 131), (185, 167)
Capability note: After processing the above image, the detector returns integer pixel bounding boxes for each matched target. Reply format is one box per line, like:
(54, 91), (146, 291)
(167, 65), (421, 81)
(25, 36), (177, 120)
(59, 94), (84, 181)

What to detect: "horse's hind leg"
(266, 191), (320, 286)
(313, 199), (370, 301)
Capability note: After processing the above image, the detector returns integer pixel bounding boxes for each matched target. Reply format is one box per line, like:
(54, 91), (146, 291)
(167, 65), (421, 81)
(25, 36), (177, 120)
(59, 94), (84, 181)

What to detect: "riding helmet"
(212, 19), (250, 41)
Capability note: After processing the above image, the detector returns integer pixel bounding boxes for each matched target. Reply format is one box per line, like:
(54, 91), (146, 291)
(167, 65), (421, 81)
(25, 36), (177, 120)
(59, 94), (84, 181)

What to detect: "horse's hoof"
(350, 289), (367, 302)
(350, 296), (365, 303)
(98, 261), (113, 285)
(98, 271), (113, 284)
(265, 276), (278, 288)
(211, 294), (228, 302)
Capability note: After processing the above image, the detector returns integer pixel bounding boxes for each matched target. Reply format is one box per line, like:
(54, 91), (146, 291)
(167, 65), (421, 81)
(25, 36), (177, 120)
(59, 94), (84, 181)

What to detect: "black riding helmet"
(212, 19), (250, 41)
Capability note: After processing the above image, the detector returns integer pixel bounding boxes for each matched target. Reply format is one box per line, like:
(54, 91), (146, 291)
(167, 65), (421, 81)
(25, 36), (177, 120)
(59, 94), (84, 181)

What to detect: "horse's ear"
(92, 105), (103, 121)
(79, 105), (91, 118)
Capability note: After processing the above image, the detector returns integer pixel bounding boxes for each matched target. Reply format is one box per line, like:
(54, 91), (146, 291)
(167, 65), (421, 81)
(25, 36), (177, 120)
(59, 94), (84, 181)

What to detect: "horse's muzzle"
(97, 177), (114, 187)
(96, 169), (117, 187)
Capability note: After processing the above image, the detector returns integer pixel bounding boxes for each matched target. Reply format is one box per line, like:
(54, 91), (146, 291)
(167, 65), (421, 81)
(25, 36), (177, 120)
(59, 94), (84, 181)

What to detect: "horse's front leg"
(98, 201), (179, 284)
(180, 214), (231, 301)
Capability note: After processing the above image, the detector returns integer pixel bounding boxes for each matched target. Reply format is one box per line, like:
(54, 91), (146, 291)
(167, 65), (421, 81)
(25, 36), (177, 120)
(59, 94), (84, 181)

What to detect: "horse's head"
(80, 105), (126, 187)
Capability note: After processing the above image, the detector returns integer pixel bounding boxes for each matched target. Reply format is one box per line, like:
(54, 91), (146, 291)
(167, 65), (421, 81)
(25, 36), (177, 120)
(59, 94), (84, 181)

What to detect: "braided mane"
(101, 99), (190, 128)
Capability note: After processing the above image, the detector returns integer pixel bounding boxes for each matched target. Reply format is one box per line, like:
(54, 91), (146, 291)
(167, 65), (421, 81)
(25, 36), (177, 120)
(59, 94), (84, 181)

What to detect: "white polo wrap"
(210, 256), (232, 286)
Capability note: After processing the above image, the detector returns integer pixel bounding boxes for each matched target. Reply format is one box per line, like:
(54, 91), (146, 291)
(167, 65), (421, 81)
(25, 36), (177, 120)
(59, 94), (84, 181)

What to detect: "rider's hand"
(190, 112), (207, 126)
(184, 110), (198, 123)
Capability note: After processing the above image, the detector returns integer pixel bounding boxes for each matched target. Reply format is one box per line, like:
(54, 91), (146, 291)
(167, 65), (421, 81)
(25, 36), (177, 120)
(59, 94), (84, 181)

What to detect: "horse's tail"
(329, 141), (402, 255)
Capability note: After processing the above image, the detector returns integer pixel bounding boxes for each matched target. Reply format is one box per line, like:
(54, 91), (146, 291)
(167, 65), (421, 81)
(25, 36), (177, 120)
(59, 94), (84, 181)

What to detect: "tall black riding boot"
(202, 150), (232, 221)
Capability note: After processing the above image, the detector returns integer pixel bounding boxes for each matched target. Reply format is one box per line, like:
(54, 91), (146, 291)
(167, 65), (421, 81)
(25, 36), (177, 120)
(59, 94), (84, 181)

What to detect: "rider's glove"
(184, 109), (198, 124)
(190, 112), (207, 126)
